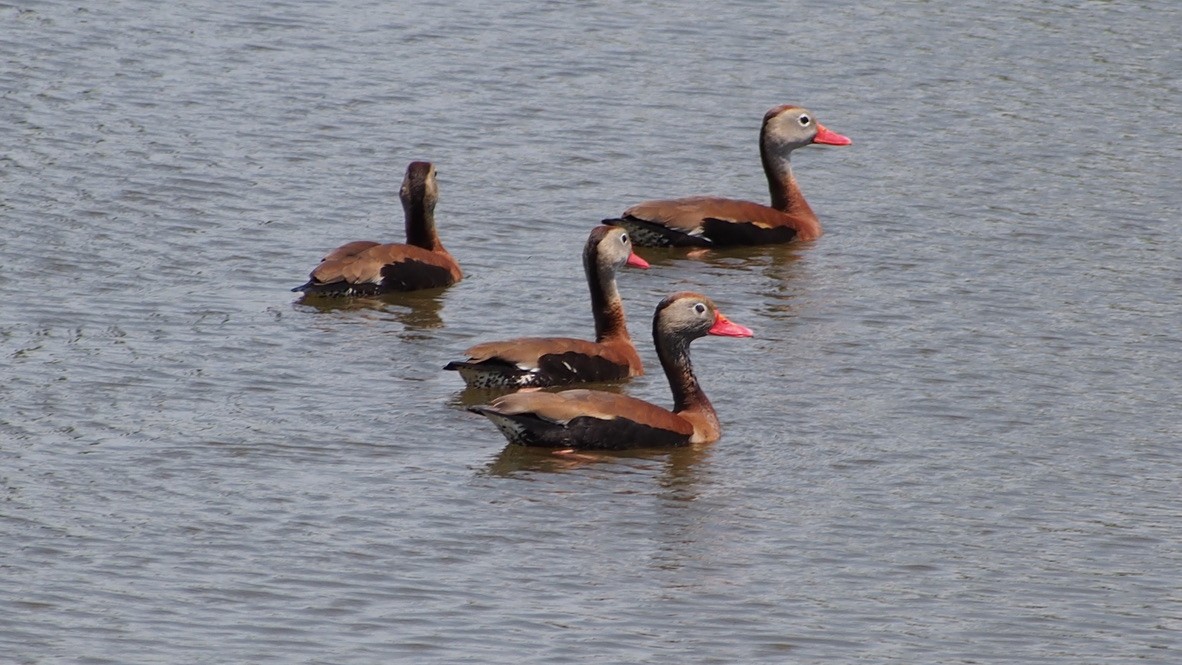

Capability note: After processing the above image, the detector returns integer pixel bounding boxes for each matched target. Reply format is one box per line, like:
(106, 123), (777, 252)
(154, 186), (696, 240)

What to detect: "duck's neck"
(403, 200), (443, 251)
(656, 332), (718, 433)
(761, 145), (817, 220)
(586, 258), (630, 343)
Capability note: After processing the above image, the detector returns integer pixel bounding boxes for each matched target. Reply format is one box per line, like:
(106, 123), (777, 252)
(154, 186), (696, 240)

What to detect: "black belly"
(699, 218), (798, 245)
(447, 352), (631, 389)
(379, 261), (456, 291)
(501, 413), (692, 450)
(293, 260), (456, 296)
(534, 352), (631, 385)
(605, 216), (797, 247)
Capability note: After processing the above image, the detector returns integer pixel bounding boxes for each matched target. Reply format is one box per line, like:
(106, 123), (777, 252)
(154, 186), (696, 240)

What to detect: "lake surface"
(2, 0), (1180, 662)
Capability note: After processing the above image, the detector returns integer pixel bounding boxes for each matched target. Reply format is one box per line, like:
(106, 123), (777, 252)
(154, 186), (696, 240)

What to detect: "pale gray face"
(764, 106), (820, 152)
(602, 227), (635, 266)
(657, 293), (719, 340)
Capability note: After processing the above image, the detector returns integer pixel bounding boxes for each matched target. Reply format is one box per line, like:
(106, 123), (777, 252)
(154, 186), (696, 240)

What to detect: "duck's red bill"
(709, 311), (754, 337)
(626, 252), (650, 269)
(813, 123), (852, 146)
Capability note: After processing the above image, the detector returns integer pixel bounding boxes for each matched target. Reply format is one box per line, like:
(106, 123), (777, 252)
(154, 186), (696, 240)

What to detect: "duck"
(292, 161), (462, 296)
(603, 105), (851, 247)
(444, 225), (649, 389)
(467, 292), (753, 450)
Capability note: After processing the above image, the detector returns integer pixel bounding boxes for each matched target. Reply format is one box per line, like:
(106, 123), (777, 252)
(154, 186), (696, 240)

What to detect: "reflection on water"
(480, 439), (713, 494)
(481, 444), (626, 475)
(632, 241), (807, 271)
(653, 445), (714, 500)
(293, 287), (448, 336)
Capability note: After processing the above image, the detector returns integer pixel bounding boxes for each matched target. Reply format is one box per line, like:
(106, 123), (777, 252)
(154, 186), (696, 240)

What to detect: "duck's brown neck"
(403, 200), (443, 251)
(655, 331), (717, 431)
(586, 255), (630, 343)
(760, 144), (817, 221)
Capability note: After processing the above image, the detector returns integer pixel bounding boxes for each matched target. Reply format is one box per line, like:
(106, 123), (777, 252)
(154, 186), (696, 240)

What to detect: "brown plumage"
(444, 225), (648, 389)
(293, 161), (462, 296)
(604, 105), (851, 247)
(467, 292), (754, 450)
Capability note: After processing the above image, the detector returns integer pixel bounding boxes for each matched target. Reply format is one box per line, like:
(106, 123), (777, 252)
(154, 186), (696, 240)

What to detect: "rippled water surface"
(3, 1), (1180, 662)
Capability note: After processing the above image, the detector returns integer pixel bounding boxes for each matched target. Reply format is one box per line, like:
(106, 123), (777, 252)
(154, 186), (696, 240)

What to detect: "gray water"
(2, 0), (1180, 662)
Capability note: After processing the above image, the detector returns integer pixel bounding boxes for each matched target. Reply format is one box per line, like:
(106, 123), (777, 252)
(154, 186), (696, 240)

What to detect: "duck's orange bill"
(708, 311), (754, 338)
(813, 123), (852, 146)
(626, 252), (650, 269)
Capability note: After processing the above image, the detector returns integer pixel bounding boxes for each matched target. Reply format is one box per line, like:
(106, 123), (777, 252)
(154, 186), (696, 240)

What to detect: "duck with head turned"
(467, 292), (753, 450)
(604, 105), (850, 247)
(445, 225), (648, 389)
(293, 161), (462, 296)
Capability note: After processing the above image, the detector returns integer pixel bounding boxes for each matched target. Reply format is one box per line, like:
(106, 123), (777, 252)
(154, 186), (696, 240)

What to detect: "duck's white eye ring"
(693, 303), (707, 315)
(798, 114), (811, 126)
(620, 233), (629, 244)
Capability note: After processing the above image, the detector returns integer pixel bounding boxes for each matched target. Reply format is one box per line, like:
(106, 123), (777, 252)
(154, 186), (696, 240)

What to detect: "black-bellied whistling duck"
(604, 105), (851, 247)
(292, 161), (462, 296)
(467, 292), (753, 450)
(444, 225), (649, 389)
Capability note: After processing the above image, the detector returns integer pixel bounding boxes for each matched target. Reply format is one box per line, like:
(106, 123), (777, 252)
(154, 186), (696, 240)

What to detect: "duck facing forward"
(445, 225), (648, 389)
(604, 105), (850, 247)
(293, 161), (462, 296)
(467, 292), (753, 450)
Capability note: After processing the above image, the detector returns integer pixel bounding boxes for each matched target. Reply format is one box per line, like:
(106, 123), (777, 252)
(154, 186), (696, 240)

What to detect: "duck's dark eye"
(798, 114), (811, 126)
(620, 233), (629, 245)
(693, 303), (707, 315)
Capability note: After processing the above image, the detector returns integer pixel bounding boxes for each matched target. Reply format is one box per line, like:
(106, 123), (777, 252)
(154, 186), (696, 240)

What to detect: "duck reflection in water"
(294, 287), (448, 335)
(481, 437), (713, 492)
